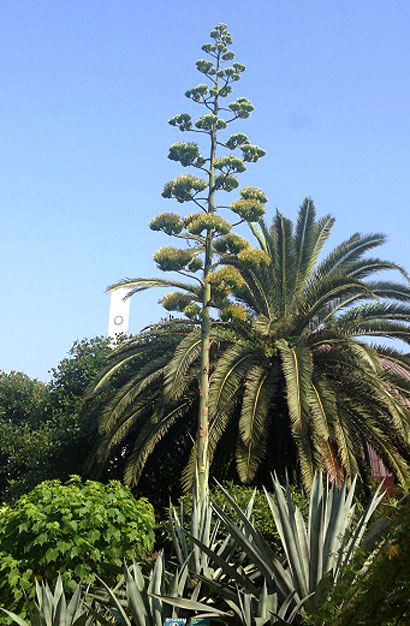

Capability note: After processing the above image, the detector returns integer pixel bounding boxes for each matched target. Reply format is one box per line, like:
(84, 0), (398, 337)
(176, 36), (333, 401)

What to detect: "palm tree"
(90, 199), (410, 490)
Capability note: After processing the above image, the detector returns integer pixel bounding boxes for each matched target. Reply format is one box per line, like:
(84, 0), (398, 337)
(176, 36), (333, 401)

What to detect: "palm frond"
(163, 330), (202, 401)
(108, 277), (200, 296)
(315, 232), (387, 278)
(294, 197), (317, 292)
(272, 211), (296, 315)
(277, 340), (315, 489)
(124, 400), (193, 485)
(236, 366), (274, 483)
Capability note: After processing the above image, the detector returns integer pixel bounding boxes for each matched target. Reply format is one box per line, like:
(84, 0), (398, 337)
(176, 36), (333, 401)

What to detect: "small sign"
(164, 620), (186, 626)
(190, 620), (210, 626)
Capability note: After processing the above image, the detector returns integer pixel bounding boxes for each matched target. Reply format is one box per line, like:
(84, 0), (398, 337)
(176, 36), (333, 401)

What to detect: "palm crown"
(90, 199), (410, 490)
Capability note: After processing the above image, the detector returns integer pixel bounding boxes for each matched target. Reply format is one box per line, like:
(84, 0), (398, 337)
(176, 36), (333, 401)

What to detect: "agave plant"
(90, 554), (228, 626)
(182, 473), (384, 619)
(1, 576), (93, 626)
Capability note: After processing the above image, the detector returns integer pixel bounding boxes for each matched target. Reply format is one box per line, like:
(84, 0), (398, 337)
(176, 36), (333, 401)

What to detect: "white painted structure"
(107, 287), (131, 338)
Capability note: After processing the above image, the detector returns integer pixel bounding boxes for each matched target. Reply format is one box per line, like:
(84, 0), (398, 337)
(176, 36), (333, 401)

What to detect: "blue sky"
(1, 0), (410, 381)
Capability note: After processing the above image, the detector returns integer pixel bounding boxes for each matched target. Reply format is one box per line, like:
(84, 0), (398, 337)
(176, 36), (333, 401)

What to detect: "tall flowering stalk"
(111, 24), (267, 498)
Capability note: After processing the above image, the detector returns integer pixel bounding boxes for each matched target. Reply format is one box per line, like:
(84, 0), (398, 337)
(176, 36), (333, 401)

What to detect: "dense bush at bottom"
(0, 477), (155, 622)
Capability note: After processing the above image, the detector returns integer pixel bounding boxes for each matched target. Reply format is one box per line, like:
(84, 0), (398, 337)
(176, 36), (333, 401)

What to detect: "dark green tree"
(0, 337), (123, 501)
(108, 24), (266, 498)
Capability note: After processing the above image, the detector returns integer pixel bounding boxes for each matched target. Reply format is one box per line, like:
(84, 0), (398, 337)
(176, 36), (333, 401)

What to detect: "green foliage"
(168, 474), (383, 622)
(91, 556), (214, 626)
(92, 198), (410, 492)
(0, 337), (122, 502)
(0, 477), (155, 619)
(0, 372), (48, 427)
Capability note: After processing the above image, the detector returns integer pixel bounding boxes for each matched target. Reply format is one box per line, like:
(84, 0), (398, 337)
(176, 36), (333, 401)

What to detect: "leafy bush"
(0, 476), (155, 620)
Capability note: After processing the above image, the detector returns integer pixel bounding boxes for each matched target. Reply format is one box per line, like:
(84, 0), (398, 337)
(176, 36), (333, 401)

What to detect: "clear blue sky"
(1, 0), (410, 381)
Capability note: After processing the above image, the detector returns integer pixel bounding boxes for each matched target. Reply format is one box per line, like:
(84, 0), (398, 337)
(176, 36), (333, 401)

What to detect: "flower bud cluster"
(154, 247), (197, 272)
(184, 213), (232, 236)
(168, 142), (205, 167)
(162, 174), (207, 203)
(225, 133), (249, 150)
(149, 213), (183, 236)
(195, 114), (227, 131)
(238, 248), (270, 268)
(168, 113), (192, 131)
(213, 233), (250, 255)
(220, 303), (248, 322)
(228, 97), (254, 119)
(185, 84), (209, 102)
(214, 174), (239, 192)
(240, 144), (266, 163)
(214, 154), (246, 174)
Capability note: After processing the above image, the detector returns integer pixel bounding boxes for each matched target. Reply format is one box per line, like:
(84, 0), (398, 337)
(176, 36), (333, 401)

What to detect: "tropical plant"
(91, 556), (228, 626)
(91, 200), (410, 490)
(176, 473), (384, 620)
(1, 576), (93, 626)
(0, 477), (155, 619)
(103, 22), (267, 500)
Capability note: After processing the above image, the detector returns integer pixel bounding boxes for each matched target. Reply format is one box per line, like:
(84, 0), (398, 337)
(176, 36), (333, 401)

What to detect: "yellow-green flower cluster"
(149, 213), (183, 236)
(220, 303), (248, 322)
(209, 266), (245, 292)
(168, 142), (204, 167)
(213, 233), (250, 255)
(195, 114), (227, 130)
(154, 246), (196, 272)
(240, 187), (268, 203)
(184, 303), (201, 319)
(184, 213), (232, 236)
(160, 291), (193, 312)
(162, 174), (207, 203)
(215, 154), (246, 173)
(230, 198), (265, 222)
(238, 248), (270, 268)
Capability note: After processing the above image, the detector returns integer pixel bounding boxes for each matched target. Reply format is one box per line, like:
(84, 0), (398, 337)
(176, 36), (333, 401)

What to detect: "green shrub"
(0, 476), (155, 620)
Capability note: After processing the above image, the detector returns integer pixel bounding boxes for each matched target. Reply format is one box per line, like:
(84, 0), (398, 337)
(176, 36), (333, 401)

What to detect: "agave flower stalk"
(107, 23), (267, 499)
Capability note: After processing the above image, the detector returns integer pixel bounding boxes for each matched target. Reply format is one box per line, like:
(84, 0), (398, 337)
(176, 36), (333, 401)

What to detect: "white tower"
(107, 287), (131, 338)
